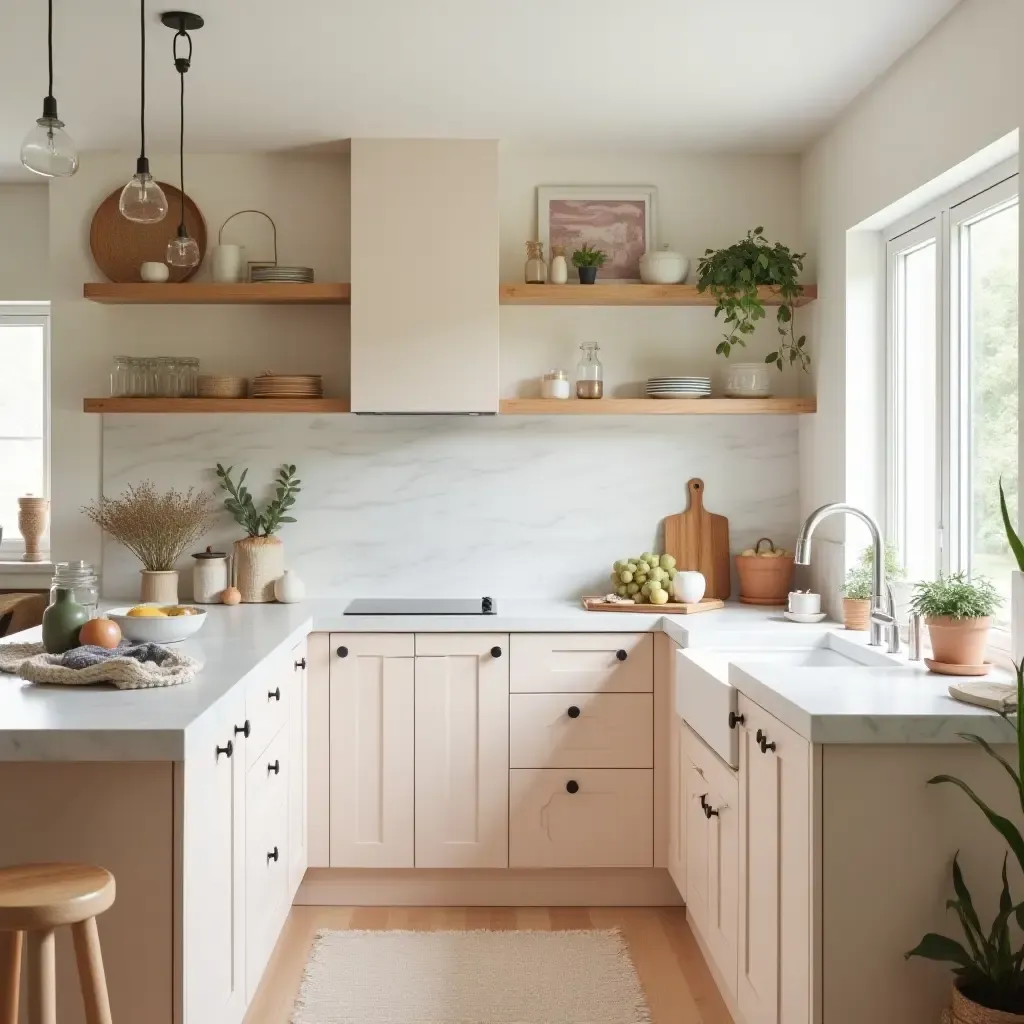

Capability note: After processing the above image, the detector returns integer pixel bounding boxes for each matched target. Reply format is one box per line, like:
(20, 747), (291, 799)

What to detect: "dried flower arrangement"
(82, 482), (216, 571)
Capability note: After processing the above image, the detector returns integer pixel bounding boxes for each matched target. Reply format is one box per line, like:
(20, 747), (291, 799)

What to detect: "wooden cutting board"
(582, 597), (724, 615)
(663, 478), (731, 600)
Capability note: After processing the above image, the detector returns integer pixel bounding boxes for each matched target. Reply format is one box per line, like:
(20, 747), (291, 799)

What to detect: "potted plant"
(216, 464), (300, 603)
(571, 243), (607, 284)
(910, 572), (1001, 669)
(695, 227), (808, 371)
(905, 661), (1024, 1021)
(82, 482), (215, 603)
(841, 565), (873, 631)
(999, 478), (1024, 664)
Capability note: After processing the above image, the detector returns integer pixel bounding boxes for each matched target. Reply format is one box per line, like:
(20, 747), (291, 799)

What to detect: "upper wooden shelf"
(499, 283), (817, 307)
(83, 283), (351, 305)
(499, 397), (815, 415)
(83, 398), (351, 414)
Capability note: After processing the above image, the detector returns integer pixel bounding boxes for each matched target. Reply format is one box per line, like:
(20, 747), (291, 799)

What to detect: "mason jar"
(50, 561), (100, 620)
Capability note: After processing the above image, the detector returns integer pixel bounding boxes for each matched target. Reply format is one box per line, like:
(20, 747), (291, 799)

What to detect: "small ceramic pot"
(672, 571), (706, 604)
(234, 536), (285, 603)
(577, 266), (598, 285)
(140, 261), (170, 283)
(42, 588), (89, 653)
(273, 569), (305, 604)
(842, 598), (871, 631)
(639, 245), (689, 285)
(140, 570), (179, 605)
(788, 592), (821, 616)
(926, 616), (991, 666)
(211, 244), (245, 283)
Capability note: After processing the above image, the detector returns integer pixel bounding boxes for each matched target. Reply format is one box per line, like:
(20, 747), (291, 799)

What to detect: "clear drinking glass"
(156, 356), (177, 397)
(181, 357), (200, 397)
(576, 343), (604, 399)
(126, 357), (145, 397)
(110, 355), (131, 397)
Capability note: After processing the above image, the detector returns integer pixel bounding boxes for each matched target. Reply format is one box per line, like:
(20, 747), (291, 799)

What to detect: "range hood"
(350, 139), (500, 415)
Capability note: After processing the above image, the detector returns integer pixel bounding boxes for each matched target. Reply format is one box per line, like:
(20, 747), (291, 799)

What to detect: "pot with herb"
(82, 482), (215, 604)
(571, 243), (607, 285)
(910, 572), (1000, 669)
(215, 463), (300, 603)
(695, 227), (808, 371)
(842, 543), (906, 631)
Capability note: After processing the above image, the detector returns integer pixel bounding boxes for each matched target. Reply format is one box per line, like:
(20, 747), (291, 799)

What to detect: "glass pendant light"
(163, 13), (203, 268)
(119, 0), (167, 222)
(21, 0), (78, 177)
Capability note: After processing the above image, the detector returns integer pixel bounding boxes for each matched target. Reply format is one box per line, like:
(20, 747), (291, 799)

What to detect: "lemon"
(126, 605), (167, 617)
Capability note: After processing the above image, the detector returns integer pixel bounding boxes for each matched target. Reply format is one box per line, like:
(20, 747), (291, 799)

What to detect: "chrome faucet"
(795, 502), (900, 653)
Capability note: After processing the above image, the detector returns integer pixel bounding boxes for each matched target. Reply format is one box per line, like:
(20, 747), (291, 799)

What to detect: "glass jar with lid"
(576, 343), (604, 399)
(49, 561), (100, 621)
(525, 241), (547, 284)
(180, 357), (200, 397)
(156, 356), (178, 397)
(110, 355), (131, 397)
(540, 369), (571, 400)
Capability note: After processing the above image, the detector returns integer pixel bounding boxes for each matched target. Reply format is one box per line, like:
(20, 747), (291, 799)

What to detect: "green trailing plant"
(215, 463), (301, 538)
(1000, 477), (1024, 571)
(571, 243), (607, 268)
(905, 661), (1024, 1013)
(695, 227), (808, 371)
(910, 572), (1001, 621)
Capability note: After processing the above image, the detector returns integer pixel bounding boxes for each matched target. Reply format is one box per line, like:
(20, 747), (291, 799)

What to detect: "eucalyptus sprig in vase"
(215, 464), (300, 603)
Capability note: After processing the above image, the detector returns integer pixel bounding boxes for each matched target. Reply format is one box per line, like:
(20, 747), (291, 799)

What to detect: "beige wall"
(0, 183), (48, 300)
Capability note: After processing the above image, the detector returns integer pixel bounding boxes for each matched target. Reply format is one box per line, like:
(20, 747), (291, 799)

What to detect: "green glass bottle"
(42, 588), (89, 654)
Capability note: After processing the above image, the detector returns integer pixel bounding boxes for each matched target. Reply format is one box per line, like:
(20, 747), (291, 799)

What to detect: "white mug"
(212, 244), (245, 283)
(140, 261), (169, 283)
(673, 570), (706, 604)
(788, 591), (822, 615)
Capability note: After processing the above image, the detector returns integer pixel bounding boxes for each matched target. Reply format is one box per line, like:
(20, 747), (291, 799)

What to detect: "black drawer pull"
(268, 759), (280, 775)
(268, 687), (281, 701)
(234, 720), (250, 738)
(267, 846), (279, 863)
(565, 780), (579, 794)
(759, 734), (776, 754)
(615, 649), (628, 662)
(295, 658), (306, 670)
(337, 646), (349, 658)
(567, 706), (581, 719)
(728, 711), (744, 729)
(756, 728), (764, 744)
(699, 793), (708, 811)
(216, 740), (233, 759)
(704, 804), (720, 819)
(490, 646), (502, 658)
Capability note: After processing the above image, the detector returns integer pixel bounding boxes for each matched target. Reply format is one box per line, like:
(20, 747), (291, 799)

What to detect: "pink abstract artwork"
(548, 199), (648, 280)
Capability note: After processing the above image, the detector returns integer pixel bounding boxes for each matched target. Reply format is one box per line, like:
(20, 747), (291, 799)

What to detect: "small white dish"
(107, 605), (207, 644)
(784, 610), (828, 624)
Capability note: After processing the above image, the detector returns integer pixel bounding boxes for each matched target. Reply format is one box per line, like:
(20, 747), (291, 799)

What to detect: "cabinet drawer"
(245, 659), (290, 768)
(509, 693), (652, 768)
(510, 634), (652, 693)
(509, 768), (653, 868)
(246, 726), (289, 820)
(246, 787), (289, 998)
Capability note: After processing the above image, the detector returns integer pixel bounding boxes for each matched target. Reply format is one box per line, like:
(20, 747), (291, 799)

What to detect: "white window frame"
(885, 160), (1018, 652)
(0, 303), (50, 560)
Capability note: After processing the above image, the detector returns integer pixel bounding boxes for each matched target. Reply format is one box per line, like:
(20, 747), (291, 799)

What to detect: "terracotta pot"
(735, 537), (794, 606)
(140, 570), (179, 605)
(946, 982), (1024, 1023)
(842, 598), (871, 631)
(234, 536), (284, 603)
(927, 616), (991, 666)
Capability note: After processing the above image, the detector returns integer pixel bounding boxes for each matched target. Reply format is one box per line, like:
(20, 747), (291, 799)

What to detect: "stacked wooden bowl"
(198, 375), (248, 399)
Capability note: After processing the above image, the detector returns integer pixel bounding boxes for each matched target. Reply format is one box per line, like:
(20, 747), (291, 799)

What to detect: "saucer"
(924, 658), (993, 677)
(784, 611), (827, 624)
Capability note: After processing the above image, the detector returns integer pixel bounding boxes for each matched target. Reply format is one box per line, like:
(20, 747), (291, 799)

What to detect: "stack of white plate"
(251, 265), (315, 284)
(645, 376), (712, 399)
(251, 374), (323, 398)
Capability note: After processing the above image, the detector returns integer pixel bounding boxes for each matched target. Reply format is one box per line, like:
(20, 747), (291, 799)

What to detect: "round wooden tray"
(89, 181), (207, 283)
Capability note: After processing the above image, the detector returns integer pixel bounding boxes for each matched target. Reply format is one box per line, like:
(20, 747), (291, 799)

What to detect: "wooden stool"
(0, 863), (116, 1024)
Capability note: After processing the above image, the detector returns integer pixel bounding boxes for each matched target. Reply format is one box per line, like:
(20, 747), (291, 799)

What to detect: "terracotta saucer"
(924, 658), (993, 677)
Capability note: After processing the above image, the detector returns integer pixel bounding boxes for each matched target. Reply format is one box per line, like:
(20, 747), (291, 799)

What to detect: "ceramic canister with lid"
(639, 244), (689, 285)
(192, 546), (230, 604)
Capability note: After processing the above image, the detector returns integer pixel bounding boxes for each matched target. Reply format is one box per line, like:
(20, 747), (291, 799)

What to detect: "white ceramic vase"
(234, 537), (285, 603)
(673, 570), (706, 604)
(639, 245), (689, 285)
(140, 570), (179, 604)
(273, 569), (306, 604)
(1013, 570), (1024, 666)
(212, 244), (245, 283)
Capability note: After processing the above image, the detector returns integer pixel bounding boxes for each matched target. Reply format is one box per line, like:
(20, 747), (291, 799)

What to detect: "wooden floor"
(244, 906), (733, 1024)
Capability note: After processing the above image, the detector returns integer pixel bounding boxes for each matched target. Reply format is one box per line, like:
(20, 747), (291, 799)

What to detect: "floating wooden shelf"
(83, 398), (351, 414)
(499, 283), (817, 307)
(499, 397), (816, 415)
(83, 283), (351, 305)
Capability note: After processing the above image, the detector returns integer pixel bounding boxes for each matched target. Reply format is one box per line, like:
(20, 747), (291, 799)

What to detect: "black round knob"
(268, 759), (280, 775)
(615, 649), (628, 662)
(268, 687), (281, 701)
(699, 793), (708, 810)
(728, 711), (745, 730)
(337, 646), (349, 658)
(491, 646), (502, 658)
(216, 740), (233, 759)
(267, 846), (279, 863)
(234, 720), (250, 738)
(567, 706), (581, 719)
(759, 735), (776, 754)
(565, 780), (579, 794)
(704, 804), (720, 819)
(295, 658), (307, 670)
(755, 728), (764, 744)
(482, 597), (494, 613)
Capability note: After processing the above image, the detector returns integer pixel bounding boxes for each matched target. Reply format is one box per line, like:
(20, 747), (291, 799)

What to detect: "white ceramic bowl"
(639, 246), (689, 285)
(106, 605), (207, 644)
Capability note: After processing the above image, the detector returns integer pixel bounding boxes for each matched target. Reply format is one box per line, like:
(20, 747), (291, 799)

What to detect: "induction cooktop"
(344, 597), (496, 616)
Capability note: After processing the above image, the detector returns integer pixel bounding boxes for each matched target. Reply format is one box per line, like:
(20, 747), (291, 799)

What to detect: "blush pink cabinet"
(667, 712), (687, 897)
(414, 634), (510, 868)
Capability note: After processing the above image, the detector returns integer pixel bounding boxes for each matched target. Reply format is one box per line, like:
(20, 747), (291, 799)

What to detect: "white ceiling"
(2, 0), (959, 178)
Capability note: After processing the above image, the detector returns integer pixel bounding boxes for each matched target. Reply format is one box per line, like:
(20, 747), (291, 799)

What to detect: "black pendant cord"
(47, 0), (54, 99)
(139, 0), (146, 163)
(172, 27), (192, 235)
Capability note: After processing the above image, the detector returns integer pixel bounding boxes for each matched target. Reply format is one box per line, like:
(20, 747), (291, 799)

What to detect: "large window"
(0, 305), (49, 559)
(887, 164), (1018, 628)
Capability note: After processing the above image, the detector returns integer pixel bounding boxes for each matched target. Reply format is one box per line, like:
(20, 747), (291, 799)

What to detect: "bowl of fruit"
(607, 552), (679, 606)
(106, 604), (207, 644)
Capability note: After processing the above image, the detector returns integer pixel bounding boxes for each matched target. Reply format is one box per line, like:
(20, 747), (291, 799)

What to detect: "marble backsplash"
(100, 414), (802, 600)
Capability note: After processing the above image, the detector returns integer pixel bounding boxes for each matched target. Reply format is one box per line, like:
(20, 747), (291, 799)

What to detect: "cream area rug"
(291, 928), (653, 1024)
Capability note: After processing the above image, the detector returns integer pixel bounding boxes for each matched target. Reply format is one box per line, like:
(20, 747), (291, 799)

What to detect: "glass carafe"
(576, 343), (604, 399)
(525, 241), (547, 284)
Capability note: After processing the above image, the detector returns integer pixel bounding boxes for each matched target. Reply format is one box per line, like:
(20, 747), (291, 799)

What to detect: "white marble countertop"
(0, 596), (1009, 759)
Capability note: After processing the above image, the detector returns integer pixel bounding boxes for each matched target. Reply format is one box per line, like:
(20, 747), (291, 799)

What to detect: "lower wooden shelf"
(82, 398), (351, 413)
(499, 397), (816, 415)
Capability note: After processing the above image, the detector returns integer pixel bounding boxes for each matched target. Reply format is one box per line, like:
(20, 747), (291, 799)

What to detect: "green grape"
(626, 582), (640, 595)
(648, 579), (663, 592)
(648, 567), (665, 583)
(626, 562), (638, 573)
(619, 570), (634, 583)
(613, 560), (626, 572)
(640, 552), (655, 565)
(650, 588), (669, 605)
(611, 571), (622, 584)
(636, 560), (651, 575)
(634, 591), (648, 604)
(667, 567), (678, 580)
(660, 554), (676, 570)
(635, 574), (647, 586)
(616, 584), (628, 597)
